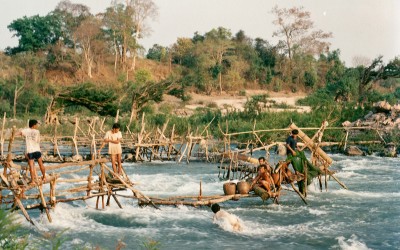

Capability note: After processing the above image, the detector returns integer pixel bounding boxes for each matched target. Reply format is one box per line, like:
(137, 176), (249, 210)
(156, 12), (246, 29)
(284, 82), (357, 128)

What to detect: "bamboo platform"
(0, 111), (386, 223)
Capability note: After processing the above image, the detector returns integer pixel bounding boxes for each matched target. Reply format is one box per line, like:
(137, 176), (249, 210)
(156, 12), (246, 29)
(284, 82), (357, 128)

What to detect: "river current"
(12, 153), (400, 249)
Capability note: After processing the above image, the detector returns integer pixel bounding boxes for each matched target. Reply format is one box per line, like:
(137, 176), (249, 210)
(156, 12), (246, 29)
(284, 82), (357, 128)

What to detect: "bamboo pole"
(72, 117), (79, 156)
(49, 173), (56, 208)
(0, 112), (6, 157)
(289, 123), (333, 165)
(4, 126), (16, 175)
(290, 183), (308, 205)
(87, 164), (94, 196)
(38, 184), (52, 222)
(141, 194), (253, 207)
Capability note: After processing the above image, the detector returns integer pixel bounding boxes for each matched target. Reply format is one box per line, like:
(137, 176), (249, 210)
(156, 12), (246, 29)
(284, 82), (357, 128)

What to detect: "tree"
(74, 17), (102, 78)
(327, 68), (359, 102)
(358, 56), (400, 104)
(6, 13), (62, 54)
(127, 70), (173, 125)
(171, 37), (195, 67)
(200, 27), (235, 94)
(54, 0), (91, 48)
(271, 6), (332, 60)
(12, 77), (25, 119)
(127, 0), (158, 71)
(146, 44), (168, 62)
(57, 82), (118, 116)
(103, 3), (136, 76)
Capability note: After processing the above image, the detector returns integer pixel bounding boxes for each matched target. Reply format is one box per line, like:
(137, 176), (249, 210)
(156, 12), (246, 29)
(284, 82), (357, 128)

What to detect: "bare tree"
(74, 17), (102, 78)
(271, 6), (332, 60)
(352, 55), (371, 67)
(55, 0), (91, 50)
(128, 0), (158, 71)
(12, 78), (25, 119)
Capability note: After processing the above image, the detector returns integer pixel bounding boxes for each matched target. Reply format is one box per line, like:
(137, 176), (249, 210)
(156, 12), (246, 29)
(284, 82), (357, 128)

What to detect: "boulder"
(374, 101), (391, 113)
(364, 111), (374, 120)
(392, 104), (400, 112)
(72, 154), (83, 162)
(345, 146), (364, 156)
(382, 143), (397, 157)
(342, 121), (351, 127)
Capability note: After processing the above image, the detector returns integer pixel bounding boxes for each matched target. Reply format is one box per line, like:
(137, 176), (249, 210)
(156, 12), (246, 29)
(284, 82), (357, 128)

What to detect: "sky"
(1, 0), (399, 66)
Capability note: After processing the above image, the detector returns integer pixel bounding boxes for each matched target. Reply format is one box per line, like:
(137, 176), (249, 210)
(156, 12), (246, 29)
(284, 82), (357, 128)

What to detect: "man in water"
(211, 203), (242, 232)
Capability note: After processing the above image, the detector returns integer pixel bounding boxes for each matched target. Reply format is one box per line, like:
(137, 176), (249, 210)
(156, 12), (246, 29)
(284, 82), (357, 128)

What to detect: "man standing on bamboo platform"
(98, 123), (123, 175)
(286, 129), (302, 176)
(286, 129), (300, 157)
(16, 119), (46, 183)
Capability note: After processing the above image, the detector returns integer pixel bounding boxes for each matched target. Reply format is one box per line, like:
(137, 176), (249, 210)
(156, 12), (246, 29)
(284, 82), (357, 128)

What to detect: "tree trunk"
(218, 72), (222, 95)
(114, 33), (118, 73)
(13, 85), (24, 119)
(13, 87), (17, 119)
(128, 101), (138, 127)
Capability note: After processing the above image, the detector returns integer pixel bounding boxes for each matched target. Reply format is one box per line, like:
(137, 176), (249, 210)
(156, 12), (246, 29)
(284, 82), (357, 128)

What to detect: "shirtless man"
(250, 164), (275, 197)
(258, 156), (272, 173)
(211, 203), (242, 231)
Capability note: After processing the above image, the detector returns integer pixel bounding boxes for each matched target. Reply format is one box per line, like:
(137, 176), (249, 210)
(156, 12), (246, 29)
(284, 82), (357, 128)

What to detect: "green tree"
(6, 13), (63, 54)
(57, 82), (118, 116)
(197, 27), (235, 94)
(146, 44), (168, 62)
(358, 56), (400, 104)
(171, 37), (195, 67)
(103, 3), (136, 75)
(54, 0), (91, 48)
(126, 71), (173, 125)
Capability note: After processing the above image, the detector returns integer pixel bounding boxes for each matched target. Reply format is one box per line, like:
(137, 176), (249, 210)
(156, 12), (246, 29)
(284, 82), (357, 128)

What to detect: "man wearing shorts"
(18, 119), (46, 183)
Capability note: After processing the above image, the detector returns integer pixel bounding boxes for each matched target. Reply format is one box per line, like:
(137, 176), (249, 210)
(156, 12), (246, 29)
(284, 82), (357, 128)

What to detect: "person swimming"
(211, 203), (242, 232)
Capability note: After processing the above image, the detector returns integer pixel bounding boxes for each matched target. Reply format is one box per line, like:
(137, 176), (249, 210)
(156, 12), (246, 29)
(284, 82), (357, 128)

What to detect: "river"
(12, 153), (400, 249)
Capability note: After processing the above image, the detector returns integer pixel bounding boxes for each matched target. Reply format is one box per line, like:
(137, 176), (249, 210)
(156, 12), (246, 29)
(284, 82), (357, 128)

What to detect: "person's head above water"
(211, 203), (220, 213)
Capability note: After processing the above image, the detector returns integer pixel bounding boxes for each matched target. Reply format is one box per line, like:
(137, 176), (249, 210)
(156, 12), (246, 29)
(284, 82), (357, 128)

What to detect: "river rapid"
(12, 153), (400, 249)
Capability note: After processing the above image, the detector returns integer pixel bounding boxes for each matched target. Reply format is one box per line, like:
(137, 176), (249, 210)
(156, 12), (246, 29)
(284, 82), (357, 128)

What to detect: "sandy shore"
(164, 90), (311, 115)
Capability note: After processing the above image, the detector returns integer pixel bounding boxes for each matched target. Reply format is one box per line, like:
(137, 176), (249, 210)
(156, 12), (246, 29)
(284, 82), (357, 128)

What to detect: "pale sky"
(1, 0), (399, 65)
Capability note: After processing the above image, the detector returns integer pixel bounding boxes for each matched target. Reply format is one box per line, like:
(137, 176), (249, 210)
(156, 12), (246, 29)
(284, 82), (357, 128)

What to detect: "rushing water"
(12, 153), (400, 249)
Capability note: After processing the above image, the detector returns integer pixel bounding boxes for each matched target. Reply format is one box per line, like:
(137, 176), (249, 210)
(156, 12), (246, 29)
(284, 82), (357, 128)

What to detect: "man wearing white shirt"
(17, 119), (46, 183)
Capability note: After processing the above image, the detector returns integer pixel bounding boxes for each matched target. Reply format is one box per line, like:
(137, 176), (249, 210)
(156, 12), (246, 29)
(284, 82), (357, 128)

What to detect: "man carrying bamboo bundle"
(16, 119), (46, 184)
(286, 129), (300, 157)
(98, 123), (123, 175)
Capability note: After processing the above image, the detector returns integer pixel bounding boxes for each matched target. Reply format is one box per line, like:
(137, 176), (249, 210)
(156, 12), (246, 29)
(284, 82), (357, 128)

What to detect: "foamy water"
(11, 155), (400, 249)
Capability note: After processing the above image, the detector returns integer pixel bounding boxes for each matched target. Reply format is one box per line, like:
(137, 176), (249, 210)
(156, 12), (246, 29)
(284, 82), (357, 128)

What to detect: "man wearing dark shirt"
(286, 129), (299, 156)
